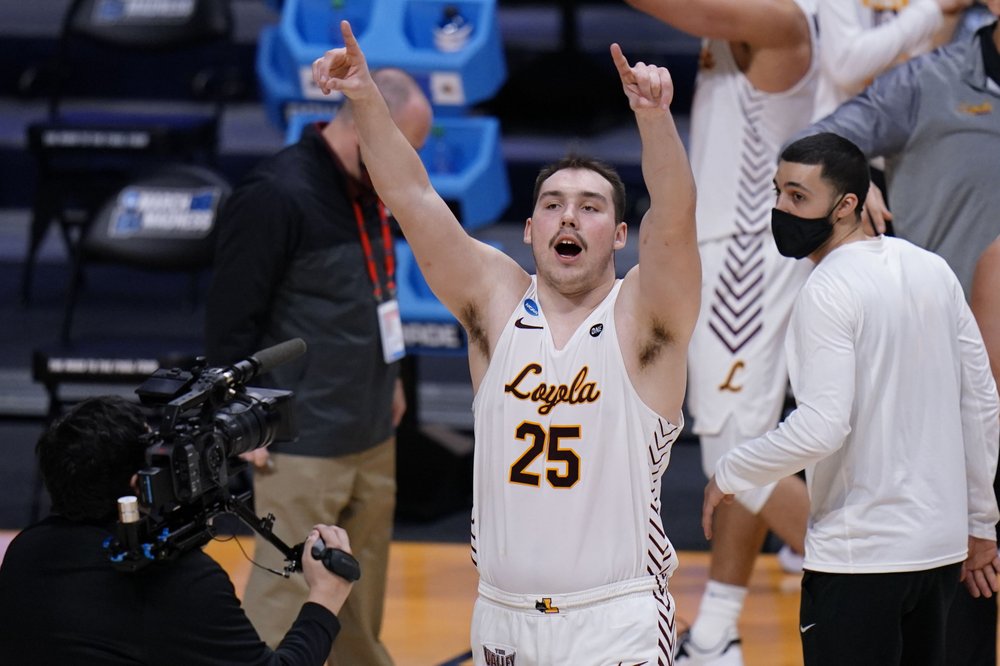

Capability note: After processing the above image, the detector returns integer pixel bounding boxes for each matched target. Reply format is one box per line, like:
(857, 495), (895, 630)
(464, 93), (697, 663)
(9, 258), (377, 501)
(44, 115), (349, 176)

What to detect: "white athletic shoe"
(777, 544), (804, 574)
(674, 631), (744, 666)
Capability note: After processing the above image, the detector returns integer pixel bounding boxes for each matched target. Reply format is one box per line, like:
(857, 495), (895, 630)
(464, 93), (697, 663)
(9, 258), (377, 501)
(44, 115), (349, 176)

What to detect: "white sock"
(689, 580), (746, 650)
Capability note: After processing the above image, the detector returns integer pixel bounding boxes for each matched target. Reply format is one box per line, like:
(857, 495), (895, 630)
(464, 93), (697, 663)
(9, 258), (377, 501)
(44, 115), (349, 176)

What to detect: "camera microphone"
(224, 338), (307, 386)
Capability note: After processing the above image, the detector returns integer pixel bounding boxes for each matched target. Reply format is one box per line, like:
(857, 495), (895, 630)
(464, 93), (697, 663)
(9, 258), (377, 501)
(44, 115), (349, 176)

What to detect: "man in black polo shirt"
(205, 69), (432, 666)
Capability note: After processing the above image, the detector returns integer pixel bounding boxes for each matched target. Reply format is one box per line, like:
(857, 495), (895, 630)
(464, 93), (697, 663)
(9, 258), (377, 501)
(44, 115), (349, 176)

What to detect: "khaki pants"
(243, 438), (396, 666)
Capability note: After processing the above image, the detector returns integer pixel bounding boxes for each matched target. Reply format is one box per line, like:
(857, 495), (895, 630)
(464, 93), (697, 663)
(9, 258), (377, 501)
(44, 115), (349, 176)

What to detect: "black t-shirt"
(0, 516), (339, 665)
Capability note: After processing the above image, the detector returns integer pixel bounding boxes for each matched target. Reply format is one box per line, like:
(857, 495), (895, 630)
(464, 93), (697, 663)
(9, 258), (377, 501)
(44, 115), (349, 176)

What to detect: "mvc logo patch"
(483, 644), (517, 665)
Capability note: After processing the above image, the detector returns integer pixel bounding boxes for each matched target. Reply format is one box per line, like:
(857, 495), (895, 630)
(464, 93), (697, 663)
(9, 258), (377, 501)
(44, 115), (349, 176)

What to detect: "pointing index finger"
(609, 43), (631, 77)
(340, 19), (361, 55)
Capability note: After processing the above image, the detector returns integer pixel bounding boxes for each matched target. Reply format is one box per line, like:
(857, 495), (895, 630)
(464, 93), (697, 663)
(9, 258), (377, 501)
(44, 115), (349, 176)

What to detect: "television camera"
(104, 338), (360, 582)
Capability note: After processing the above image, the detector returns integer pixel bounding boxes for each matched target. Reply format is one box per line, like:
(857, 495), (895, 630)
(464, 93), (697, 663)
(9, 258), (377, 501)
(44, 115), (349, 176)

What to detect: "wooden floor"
(205, 537), (805, 666)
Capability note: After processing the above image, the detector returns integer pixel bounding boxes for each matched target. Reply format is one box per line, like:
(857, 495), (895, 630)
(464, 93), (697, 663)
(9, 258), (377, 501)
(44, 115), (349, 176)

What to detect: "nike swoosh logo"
(514, 317), (544, 330)
(800, 623), (816, 634)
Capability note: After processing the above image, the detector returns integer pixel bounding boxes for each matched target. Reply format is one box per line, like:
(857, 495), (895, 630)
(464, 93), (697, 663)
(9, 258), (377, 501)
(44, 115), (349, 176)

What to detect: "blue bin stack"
(261, 0), (511, 354)
(258, 0), (505, 124)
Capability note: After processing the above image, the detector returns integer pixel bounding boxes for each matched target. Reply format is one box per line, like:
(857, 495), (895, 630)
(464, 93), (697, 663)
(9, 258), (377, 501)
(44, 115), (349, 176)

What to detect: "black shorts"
(799, 563), (961, 666)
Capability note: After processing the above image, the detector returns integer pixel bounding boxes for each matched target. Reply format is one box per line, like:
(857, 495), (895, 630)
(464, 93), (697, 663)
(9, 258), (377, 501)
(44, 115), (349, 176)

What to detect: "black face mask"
(771, 197), (843, 259)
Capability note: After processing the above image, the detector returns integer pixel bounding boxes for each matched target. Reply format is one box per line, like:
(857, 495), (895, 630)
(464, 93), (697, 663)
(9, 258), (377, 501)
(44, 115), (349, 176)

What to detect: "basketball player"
(624, 1), (819, 661)
(313, 20), (699, 665)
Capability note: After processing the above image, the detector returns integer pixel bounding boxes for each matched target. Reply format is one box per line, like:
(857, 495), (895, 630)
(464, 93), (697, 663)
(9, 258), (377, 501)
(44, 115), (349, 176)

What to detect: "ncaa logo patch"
(590, 323), (603, 337)
(523, 299), (539, 316)
(483, 644), (517, 665)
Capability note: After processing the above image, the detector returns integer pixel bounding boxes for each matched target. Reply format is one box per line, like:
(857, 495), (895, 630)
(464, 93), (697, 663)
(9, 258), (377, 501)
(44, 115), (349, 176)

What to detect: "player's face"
(524, 168), (626, 293)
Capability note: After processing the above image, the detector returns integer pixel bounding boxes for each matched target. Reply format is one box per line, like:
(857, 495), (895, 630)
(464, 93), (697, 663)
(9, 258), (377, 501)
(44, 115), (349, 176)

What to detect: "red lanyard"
(352, 200), (395, 302)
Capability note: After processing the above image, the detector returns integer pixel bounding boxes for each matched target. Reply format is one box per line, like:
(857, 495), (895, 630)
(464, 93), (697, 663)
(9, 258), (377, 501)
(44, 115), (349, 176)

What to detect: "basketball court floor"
(211, 539), (806, 665)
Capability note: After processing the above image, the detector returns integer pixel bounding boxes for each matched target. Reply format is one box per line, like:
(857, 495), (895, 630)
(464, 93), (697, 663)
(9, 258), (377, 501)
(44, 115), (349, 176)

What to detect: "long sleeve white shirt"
(716, 236), (999, 573)
(813, 0), (942, 119)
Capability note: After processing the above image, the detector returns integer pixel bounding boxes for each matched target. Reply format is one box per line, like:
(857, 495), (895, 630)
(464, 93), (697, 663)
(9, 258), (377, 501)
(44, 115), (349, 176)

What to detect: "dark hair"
(532, 155), (627, 222)
(36, 396), (148, 522)
(779, 133), (870, 215)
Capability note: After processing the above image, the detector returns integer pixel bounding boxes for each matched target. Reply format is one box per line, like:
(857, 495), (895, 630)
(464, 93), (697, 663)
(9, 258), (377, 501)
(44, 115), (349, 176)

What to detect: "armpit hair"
(638, 318), (674, 369)
(461, 303), (490, 359)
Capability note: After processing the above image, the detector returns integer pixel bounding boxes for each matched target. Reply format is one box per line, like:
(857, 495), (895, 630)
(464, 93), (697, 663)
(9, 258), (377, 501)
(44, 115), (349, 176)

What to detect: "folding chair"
(58, 162), (230, 344)
(21, 0), (234, 305)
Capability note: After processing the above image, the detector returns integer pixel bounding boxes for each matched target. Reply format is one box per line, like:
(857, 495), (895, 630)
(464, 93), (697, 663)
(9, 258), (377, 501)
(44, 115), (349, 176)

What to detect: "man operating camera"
(0, 396), (353, 665)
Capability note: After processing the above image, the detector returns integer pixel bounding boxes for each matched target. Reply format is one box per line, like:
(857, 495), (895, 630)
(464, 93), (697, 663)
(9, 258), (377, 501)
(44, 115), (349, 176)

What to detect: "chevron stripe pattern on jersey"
(647, 418), (679, 579)
(655, 584), (676, 666)
(708, 79), (771, 355)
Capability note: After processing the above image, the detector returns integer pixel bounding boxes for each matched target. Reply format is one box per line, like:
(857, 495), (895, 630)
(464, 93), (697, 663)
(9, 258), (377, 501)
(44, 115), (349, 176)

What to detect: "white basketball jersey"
(471, 278), (682, 594)
(689, 0), (819, 243)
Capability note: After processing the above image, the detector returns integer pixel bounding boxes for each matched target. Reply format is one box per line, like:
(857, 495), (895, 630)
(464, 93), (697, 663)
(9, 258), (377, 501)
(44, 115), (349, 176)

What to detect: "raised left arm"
(610, 44), (700, 339)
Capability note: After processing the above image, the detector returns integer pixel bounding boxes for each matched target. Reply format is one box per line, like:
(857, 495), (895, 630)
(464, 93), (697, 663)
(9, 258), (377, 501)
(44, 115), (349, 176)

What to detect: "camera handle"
(225, 492), (302, 577)
(308, 537), (361, 582)
(226, 492), (360, 581)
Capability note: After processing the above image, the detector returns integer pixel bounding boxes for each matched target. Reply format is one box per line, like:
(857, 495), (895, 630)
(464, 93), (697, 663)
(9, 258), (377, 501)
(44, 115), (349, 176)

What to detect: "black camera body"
(106, 338), (360, 582)
(136, 375), (294, 516)
(106, 340), (306, 573)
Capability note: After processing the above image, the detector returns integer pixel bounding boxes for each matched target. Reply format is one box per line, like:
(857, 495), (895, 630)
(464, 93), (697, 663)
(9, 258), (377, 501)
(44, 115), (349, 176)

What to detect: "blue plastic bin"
(256, 0), (506, 128)
(419, 116), (509, 230)
(394, 240), (466, 355)
(285, 113), (509, 230)
(257, 24), (344, 128)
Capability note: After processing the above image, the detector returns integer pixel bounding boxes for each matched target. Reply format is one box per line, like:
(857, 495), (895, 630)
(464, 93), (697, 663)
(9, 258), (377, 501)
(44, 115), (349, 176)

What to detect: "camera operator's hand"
(240, 448), (273, 472)
(303, 524), (354, 616)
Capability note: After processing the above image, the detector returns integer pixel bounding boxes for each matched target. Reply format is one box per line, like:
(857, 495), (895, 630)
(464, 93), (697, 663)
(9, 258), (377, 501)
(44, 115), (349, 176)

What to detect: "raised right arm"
(817, 0), (941, 94)
(312, 21), (526, 333)
(625, 0), (813, 91)
(625, 0), (809, 49)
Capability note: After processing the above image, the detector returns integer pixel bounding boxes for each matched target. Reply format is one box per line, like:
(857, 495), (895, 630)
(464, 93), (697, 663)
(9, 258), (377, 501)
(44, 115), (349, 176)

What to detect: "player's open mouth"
(555, 239), (582, 258)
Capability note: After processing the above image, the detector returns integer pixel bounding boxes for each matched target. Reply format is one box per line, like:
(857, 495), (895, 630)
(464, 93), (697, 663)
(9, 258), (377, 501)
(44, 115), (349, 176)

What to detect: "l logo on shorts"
(534, 597), (560, 613)
(483, 644), (517, 665)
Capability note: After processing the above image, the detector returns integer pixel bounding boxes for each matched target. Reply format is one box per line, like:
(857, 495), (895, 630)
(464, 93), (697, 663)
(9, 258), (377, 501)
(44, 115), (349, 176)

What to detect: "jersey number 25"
(508, 421), (581, 488)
